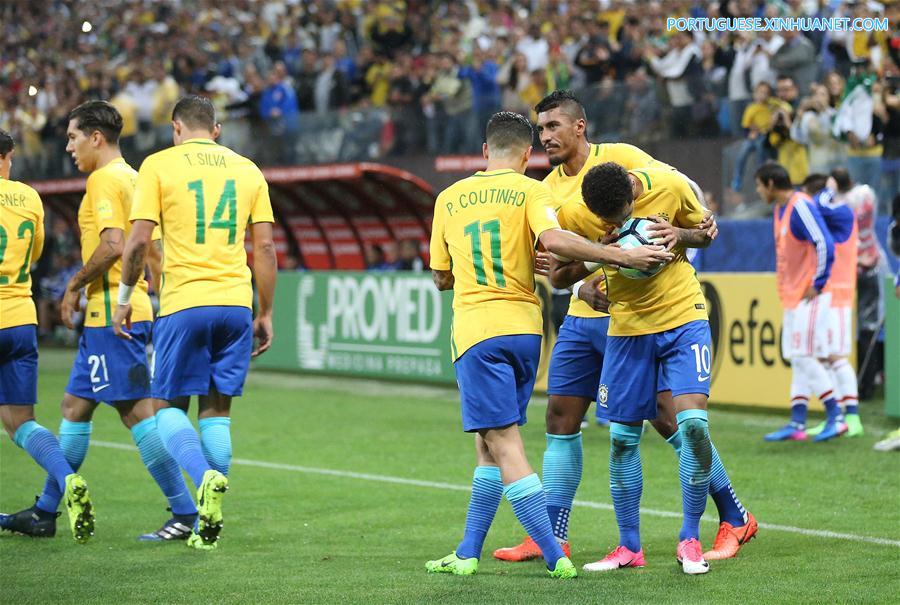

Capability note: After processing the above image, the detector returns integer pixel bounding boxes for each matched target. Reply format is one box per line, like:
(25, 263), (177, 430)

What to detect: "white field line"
(91, 440), (900, 548)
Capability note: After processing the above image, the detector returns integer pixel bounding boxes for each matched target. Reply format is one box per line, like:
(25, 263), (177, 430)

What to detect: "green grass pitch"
(1, 349), (898, 604)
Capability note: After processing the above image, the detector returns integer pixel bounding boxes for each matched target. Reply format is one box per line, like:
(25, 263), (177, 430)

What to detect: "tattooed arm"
(112, 220), (156, 339)
(61, 227), (125, 329)
(147, 238), (163, 294)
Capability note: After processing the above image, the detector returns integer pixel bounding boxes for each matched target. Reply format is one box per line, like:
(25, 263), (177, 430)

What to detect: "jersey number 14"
(187, 179), (237, 245)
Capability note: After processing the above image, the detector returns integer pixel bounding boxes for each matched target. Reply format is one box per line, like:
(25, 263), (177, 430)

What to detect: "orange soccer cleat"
(703, 511), (758, 561)
(493, 536), (571, 562)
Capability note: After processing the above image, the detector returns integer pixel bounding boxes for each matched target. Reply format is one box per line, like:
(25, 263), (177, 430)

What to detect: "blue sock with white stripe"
(14, 421), (73, 495)
(455, 466), (503, 559)
(677, 409), (712, 541)
(504, 473), (565, 568)
(666, 429), (747, 526)
(609, 423), (643, 552)
(543, 432), (582, 542)
(155, 408), (211, 487)
(708, 444), (747, 527)
(199, 417), (232, 475)
(36, 420), (91, 512)
(131, 418), (197, 516)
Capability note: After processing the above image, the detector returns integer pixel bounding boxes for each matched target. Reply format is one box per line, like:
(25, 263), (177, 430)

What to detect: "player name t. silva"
(444, 187), (526, 216)
(181, 152), (227, 168)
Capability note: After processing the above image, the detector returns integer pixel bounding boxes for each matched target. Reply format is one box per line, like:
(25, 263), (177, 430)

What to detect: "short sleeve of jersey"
(429, 194), (451, 270)
(249, 174), (275, 224)
(131, 158), (162, 224)
(526, 181), (561, 238)
(673, 177), (705, 228)
(87, 171), (126, 233)
(611, 144), (655, 170)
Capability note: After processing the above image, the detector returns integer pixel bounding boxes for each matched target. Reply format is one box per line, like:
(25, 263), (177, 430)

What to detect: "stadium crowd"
(3, 0), (899, 198)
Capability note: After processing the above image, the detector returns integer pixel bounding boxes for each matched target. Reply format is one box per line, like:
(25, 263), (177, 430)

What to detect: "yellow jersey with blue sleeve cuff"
(129, 138), (274, 317)
(0, 176), (44, 329)
(79, 157), (155, 327)
(543, 143), (671, 319)
(605, 167), (708, 336)
(430, 169), (560, 360)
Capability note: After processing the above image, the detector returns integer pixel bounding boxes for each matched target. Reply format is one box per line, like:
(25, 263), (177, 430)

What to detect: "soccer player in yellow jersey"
(494, 91), (753, 569)
(580, 162), (755, 574)
(0, 129), (94, 544)
(424, 112), (672, 579)
(2, 102), (200, 542)
(113, 95), (277, 550)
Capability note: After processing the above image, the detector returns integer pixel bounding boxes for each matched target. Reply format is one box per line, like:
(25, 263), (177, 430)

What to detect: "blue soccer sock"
(677, 409), (712, 541)
(198, 416), (232, 475)
(609, 423), (643, 552)
(14, 421), (74, 495)
(666, 429), (746, 526)
(455, 466), (503, 559)
(131, 418), (197, 516)
(36, 419), (91, 513)
(504, 473), (565, 569)
(818, 389), (843, 423)
(542, 432), (582, 542)
(154, 408), (211, 488)
(708, 444), (748, 527)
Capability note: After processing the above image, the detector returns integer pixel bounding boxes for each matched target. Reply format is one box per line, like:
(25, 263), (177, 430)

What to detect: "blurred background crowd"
(3, 1), (899, 196)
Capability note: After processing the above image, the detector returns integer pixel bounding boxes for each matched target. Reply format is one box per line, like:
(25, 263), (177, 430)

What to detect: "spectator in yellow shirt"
(731, 82), (774, 195)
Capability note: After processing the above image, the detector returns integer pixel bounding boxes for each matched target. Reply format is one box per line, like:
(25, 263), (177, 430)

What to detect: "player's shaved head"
(582, 162), (633, 221)
(0, 129), (14, 157)
(534, 90), (586, 122)
(754, 161), (792, 191)
(172, 95), (217, 132)
(68, 101), (123, 144)
(485, 111), (534, 156)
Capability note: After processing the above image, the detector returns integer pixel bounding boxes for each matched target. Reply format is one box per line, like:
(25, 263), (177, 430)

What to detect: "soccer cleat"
(548, 556), (577, 579)
(805, 421), (826, 437)
(812, 420), (848, 442)
(582, 545), (646, 571)
(874, 428), (900, 452)
(493, 535), (571, 562)
(187, 469), (228, 550)
(425, 551), (478, 575)
(764, 424), (807, 442)
(703, 512), (758, 560)
(64, 474), (94, 544)
(676, 538), (710, 574)
(0, 498), (59, 538)
(844, 414), (864, 437)
(139, 512), (197, 541)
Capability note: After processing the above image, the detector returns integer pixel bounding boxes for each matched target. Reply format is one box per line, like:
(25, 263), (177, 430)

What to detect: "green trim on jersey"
(633, 170), (652, 191)
(102, 272), (112, 326)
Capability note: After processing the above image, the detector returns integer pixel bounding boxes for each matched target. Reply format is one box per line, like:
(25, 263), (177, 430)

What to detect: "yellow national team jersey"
(130, 138), (274, 317)
(79, 157), (154, 327)
(604, 167), (707, 336)
(0, 177), (44, 329)
(430, 169), (560, 360)
(544, 143), (671, 319)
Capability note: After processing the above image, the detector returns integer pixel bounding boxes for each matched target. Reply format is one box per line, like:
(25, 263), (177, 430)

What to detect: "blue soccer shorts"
(152, 306), (253, 401)
(547, 315), (609, 400)
(0, 324), (38, 405)
(598, 320), (712, 423)
(454, 334), (542, 433)
(65, 322), (152, 404)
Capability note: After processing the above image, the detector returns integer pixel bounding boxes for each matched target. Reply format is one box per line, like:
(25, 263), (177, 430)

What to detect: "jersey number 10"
(187, 179), (238, 245)
(464, 219), (506, 288)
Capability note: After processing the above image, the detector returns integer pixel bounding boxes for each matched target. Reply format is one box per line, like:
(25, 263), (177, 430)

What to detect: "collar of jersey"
(183, 138), (217, 146)
(473, 169), (516, 177)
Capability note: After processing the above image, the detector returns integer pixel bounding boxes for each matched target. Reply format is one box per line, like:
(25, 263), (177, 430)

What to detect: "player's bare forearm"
(548, 256), (591, 289)
(147, 239), (163, 293)
(67, 228), (124, 292)
(540, 229), (621, 266)
(432, 269), (454, 291)
(675, 226), (714, 249)
(120, 220), (155, 286)
(251, 222), (277, 317)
